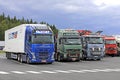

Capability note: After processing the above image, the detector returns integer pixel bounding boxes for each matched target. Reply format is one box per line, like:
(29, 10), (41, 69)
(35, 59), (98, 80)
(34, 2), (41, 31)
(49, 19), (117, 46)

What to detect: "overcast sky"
(0, 0), (120, 35)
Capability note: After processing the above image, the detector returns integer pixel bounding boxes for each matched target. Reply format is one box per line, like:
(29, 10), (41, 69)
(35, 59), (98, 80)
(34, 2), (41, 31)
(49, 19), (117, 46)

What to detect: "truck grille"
(67, 54), (78, 57)
(66, 49), (80, 57)
(107, 47), (116, 50)
(92, 52), (101, 56)
(39, 52), (49, 59)
(67, 49), (80, 53)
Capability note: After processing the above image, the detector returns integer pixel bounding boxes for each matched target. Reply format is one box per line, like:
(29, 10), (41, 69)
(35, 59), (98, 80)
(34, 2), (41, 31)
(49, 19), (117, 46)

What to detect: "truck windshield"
(32, 34), (54, 44)
(105, 40), (116, 44)
(85, 37), (103, 44)
(61, 38), (81, 45)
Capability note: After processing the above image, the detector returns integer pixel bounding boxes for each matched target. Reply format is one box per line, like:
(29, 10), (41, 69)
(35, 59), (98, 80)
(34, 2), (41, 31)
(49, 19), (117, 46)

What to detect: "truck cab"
(81, 35), (105, 60)
(103, 36), (117, 57)
(55, 29), (82, 61)
(25, 25), (55, 63)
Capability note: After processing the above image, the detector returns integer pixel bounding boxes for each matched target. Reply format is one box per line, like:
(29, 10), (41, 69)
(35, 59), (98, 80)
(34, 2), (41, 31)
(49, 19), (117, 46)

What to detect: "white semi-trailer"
(4, 24), (55, 64)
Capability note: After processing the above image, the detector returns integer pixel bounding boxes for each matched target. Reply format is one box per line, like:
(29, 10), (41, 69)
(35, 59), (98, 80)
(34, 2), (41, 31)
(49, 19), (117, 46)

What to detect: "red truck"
(103, 36), (117, 57)
(77, 30), (92, 35)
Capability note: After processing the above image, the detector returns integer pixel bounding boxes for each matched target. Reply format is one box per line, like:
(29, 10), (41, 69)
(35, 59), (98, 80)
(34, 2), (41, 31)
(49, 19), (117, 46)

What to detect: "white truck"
(4, 24), (55, 64)
(113, 35), (120, 56)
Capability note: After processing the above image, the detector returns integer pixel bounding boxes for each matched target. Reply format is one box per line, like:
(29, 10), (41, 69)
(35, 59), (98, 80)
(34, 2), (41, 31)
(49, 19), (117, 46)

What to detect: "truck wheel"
(58, 55), (62, 62)
(54, 53), (58, 61)
(76, 59), (80, 62)
(26, 56), (30, 64)
(82, 54), (86, 60)
(97, 58), (101, 61)
(111, 54), (115, 57)
(48, 62), (53, 64)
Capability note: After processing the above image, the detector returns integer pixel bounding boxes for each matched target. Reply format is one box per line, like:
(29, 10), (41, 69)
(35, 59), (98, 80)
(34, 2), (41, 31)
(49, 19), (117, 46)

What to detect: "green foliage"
(40, 21), (58, 35)
(0, 13), (58, 40)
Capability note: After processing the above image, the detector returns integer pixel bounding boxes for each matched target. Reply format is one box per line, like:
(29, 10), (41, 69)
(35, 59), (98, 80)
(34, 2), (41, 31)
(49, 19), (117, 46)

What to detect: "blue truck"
(4, 24), (55, 64)
(77, 30), (105, 60)
(81, 34), (105, 60)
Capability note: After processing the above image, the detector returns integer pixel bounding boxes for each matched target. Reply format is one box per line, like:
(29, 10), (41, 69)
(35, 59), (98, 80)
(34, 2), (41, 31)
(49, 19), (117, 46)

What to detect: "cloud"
(93, 0), (120, 9)
(53, 3), (81, 13)
(0, 0), (120, 35)
(0, 0), (95, 14)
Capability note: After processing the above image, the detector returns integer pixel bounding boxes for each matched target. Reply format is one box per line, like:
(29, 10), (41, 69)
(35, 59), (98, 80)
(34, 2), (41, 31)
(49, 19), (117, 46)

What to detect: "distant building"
(0, 41), (5, 50)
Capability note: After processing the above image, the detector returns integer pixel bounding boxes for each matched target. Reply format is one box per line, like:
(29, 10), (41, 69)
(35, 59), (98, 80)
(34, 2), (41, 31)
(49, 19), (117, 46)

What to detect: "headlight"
(99, 48), (102, 51)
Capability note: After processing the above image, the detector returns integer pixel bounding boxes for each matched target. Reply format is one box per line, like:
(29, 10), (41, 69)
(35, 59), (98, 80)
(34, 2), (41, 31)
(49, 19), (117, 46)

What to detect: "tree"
(0, 13), (58, 40)
(7, 15), (10, 21)
(30, 19), (33, 23)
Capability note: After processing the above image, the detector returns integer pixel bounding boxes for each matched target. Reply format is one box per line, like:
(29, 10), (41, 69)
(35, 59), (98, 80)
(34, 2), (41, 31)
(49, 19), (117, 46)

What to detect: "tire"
(111, 54), (115, 57)
(20, 54), (23, 63)
(17, 54), (20, 62)
(58, 54), (62, 62)
(76, 59), (80, 62)
(54, 53), (58, 61)
(48, 62), (53, 64)
(26, 56), (30, 64)
(82, 53), (87, 60)
(97, 58), (101, 61)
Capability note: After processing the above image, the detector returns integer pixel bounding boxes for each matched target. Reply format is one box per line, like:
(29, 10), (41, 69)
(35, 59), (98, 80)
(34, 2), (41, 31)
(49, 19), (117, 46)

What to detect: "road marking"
(26, 71), (41, 74)
(80, 69), (99, 73)
(68, 70), (86, 73)
(0, 71), (9, 74)
(54, 70), (71, 73)
(92, 69), (120, 72)
(11, 71), (26, 74)
(1, 68), (120, 75)
(41, 71), (57, 73)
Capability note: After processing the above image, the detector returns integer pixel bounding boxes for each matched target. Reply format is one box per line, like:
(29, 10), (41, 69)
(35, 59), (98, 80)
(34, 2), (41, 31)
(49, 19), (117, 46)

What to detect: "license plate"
(41, 60), (46, 63)
(72, 58), (76, 61)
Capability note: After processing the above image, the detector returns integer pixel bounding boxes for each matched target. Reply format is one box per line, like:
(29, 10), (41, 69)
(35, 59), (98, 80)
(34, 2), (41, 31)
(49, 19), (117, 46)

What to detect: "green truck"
(54, 29), (82, 61)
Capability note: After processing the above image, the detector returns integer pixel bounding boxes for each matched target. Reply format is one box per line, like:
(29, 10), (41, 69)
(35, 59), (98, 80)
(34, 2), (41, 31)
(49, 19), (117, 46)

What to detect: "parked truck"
(4, 24), (55, 64)
(103, 36), (117, 57)
(113, 35), (120, 56)
(55, 29), (82, 61)
(77, 30), (105, 60)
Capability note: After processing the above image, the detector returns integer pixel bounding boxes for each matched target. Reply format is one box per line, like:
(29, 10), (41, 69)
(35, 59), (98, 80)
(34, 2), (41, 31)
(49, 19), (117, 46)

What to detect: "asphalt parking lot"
(0, 53), (120, 80)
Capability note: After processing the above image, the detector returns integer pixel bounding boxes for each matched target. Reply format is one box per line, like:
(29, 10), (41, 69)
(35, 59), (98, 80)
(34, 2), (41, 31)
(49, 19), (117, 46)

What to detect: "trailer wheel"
(17, 54), (20, 62)
(20, 54), (23, 63)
